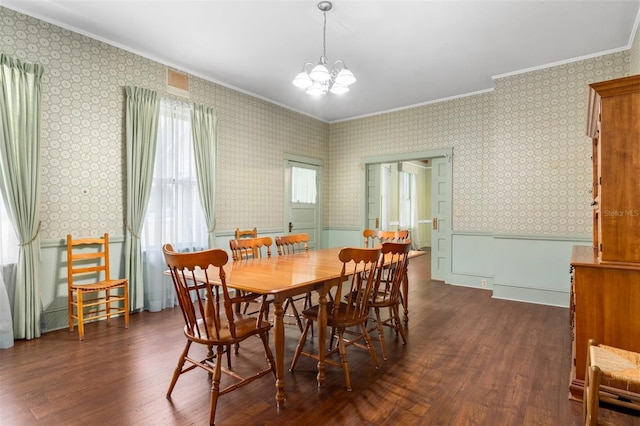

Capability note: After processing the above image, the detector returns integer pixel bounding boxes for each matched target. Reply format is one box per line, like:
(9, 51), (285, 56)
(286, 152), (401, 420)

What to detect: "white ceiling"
(2, 1), (639, 122)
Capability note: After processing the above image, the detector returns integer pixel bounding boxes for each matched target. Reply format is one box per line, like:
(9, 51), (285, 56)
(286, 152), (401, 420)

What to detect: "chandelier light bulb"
(306, 81), (326, 96)
(335, 66), (356, 86)
(329, 83), (349, 95)
(293, 71), (313, 89)
(292, 1), (355, 97)
(310, 58), (331, 82)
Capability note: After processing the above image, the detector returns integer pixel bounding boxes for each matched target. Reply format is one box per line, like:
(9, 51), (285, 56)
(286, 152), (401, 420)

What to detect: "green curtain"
(0, 55), (44, 340)
(124, 86), (160, 312)
(190, 104), (217, 248)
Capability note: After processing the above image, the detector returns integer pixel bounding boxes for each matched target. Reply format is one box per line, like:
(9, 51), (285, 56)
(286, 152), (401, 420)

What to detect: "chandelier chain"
(322, 10), (327, 60)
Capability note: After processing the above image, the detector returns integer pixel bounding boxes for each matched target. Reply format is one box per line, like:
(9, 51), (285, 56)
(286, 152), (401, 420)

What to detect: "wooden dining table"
(200, 246), (424, 409)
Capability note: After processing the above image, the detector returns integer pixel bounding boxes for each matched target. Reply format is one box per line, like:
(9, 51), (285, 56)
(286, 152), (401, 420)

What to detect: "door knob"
(289, 222), (293, 232)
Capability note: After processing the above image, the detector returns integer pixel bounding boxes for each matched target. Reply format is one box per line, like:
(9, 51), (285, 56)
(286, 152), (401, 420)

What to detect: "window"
(0, 201), (18, 265)
(141, 98), (207, 311)
(291, 165), (317, 204)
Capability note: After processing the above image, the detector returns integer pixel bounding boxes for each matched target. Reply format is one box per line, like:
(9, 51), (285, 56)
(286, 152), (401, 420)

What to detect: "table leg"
(316, 288), (327, 387)
(272, 300), (286, 408)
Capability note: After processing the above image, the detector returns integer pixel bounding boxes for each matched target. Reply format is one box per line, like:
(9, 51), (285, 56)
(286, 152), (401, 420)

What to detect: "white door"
(284, 160), (321, 249)
(366, 164), (381, 230)
(431, 156), (452, 282)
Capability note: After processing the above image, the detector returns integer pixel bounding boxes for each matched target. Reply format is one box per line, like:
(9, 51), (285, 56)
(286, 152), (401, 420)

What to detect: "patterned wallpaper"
(489, 55), (627, 234)
(328, 52), (629, 236)
(0, 6), (636, 241)
(0, 7), (328, 240)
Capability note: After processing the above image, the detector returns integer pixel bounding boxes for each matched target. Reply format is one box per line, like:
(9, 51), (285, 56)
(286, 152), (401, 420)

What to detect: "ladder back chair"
(368, 241), (411, 360)
(163, 244), (276, 426)
(66, 233), (129, 341)
(290, 247), (382, 391)
(363, 229), (410, 248)
(584, 339), (640, 425)
(275, 233), (311, 332)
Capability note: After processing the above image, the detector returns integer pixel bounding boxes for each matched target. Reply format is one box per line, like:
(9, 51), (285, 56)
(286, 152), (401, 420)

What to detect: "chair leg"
(167, 341), (192, 398)
(105, 289), (111, 323)
(585, 365), (601, 426)
(209, 346), (224, 426)
(361, 323), (380, 369)
(290, 319), (312, 372)
(335, 329), (352, 391)
(286, 298), (304, 333)
(374, 307), (388, 360)
(77, 291), (84, 341)
(123, 283), (130, 329)
(305, 293), (315, 338)
(260, 332), (277, 376)
(68, 289), (74, 332)
(392, 304), (407, 345)
(207, 345), (215, 379)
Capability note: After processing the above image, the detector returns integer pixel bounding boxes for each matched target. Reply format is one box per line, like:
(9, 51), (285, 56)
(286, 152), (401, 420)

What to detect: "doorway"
(362, 149), (452, 282)
(367, 161), (432, 249)
(284, 154), (323, 249)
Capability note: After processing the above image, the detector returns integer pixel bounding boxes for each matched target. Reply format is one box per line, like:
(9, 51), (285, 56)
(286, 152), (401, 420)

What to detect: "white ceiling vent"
(166, 68), (190, 98)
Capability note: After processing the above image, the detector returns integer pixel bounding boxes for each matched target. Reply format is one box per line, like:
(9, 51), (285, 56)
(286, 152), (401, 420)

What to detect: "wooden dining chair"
(228, 236), (273, 322)
(584, 339), (640, 425)
(290, 247), (382, 391)
(229, 236), (272, 261)
(66, 233), (129, 340)
(275, 233), (311, 332)
(163, 244), (276, 426)
(368, 241), (411, 360)
(363, 229), (410, 248)
(235, 227), (257, 240)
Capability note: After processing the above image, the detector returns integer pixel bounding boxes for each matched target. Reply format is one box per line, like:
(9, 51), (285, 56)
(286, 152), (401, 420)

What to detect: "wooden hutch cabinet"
(569, 75), (640, 400)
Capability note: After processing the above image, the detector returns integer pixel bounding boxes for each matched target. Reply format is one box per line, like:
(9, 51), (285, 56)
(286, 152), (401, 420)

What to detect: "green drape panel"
(190, 105), (217, 249)
(0, 55), (44, 340)
(124, 86), (160, 311)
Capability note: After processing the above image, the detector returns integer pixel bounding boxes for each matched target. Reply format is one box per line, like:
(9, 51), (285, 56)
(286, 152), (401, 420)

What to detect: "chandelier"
(292, 1), (356, 96)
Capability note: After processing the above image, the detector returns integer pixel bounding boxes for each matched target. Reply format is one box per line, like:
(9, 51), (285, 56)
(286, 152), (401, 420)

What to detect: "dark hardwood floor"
(2, 253), (639, 425)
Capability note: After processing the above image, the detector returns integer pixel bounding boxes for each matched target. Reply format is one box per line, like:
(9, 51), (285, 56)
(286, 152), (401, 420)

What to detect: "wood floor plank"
(1, 253), (639, 425)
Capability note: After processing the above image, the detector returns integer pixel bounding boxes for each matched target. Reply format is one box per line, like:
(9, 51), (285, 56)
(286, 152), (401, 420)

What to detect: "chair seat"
(188, 315), (271, 344)
(70, 279), (127, 292)
(590, 343), (640, 394)
(302, 302), (368, 328)
(370, 291), (399, 306)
